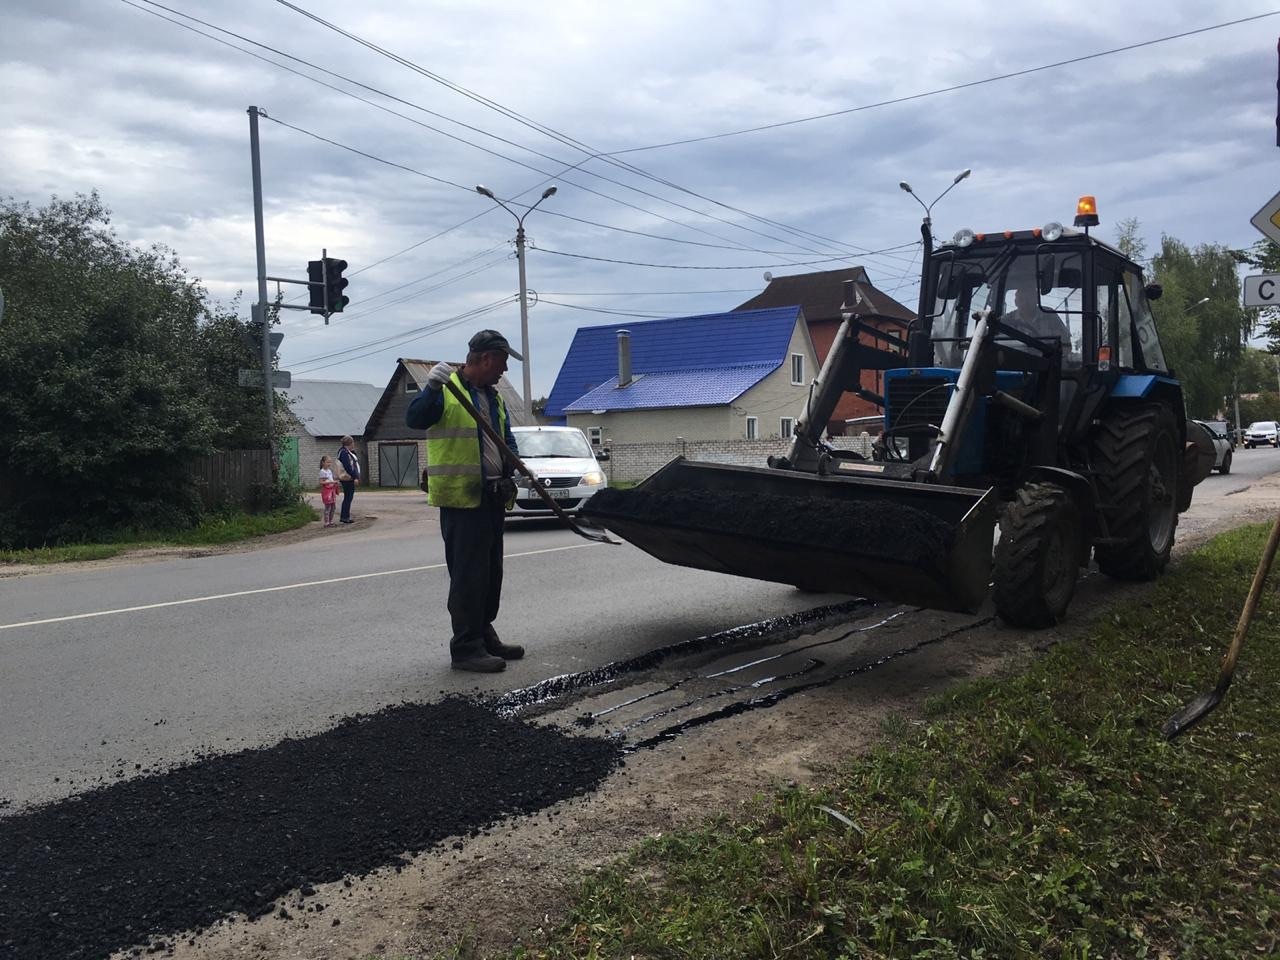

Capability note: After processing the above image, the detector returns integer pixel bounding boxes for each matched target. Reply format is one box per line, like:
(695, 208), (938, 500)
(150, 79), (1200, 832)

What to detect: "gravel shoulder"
(144, 473), (1280, 960)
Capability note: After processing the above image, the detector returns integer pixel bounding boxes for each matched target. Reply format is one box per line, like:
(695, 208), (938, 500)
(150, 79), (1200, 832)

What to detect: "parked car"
(1243, 421), (1280, 449)
(506, 426), (608, 518)
(1194, 420), (1232, 474)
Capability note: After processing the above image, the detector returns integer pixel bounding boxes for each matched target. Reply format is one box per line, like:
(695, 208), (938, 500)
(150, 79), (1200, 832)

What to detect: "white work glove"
(425, 361), (454, 390)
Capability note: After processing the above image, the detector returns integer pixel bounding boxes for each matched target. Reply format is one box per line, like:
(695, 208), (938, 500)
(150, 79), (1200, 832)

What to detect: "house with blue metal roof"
(546, 306), (818, 446)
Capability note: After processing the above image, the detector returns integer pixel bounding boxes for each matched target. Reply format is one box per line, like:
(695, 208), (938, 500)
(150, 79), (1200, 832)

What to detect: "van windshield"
(516, 430), (593, 458)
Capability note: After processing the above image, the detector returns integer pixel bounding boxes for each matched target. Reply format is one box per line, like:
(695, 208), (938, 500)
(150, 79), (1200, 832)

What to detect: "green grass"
(508, 523), (1280, 959)
(0, 502), (317, 565)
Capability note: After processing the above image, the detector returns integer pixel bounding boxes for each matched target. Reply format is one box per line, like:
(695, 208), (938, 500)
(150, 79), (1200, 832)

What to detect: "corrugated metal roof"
(284, 380), (384, 438)
(546, 306), (802, 418)
(563, 363), (779, 413)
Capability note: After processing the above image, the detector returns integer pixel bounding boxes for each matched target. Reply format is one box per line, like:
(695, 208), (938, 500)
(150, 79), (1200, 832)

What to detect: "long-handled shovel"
(1162, 509), (1280, 739)
(443, 378), (619, 546)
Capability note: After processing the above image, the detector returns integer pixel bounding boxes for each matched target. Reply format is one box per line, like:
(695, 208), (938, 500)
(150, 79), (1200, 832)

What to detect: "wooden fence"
(189, 450), (273, 510)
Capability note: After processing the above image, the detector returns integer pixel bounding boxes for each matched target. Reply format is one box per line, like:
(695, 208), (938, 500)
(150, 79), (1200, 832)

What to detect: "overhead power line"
(273, 0), (896, 260)
(540, 288), (758, 297)
(608, 11), (1280, 154)
(126, 0), (855, 263)
(291, 296), (517, 371)
(536, 240), (920, 271)
(255, 113), (916, 273)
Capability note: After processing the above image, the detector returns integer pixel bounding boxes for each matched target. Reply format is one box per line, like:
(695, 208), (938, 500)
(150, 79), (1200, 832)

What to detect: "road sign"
(238, 369), (292, 388)
(1251, 190), (1280, 245)
(1245, 274), (1280, 308)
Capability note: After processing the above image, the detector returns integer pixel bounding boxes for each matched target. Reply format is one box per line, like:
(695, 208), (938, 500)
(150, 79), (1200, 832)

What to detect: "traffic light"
(324, 257), (349, 313)
(306, 259), (326, 315)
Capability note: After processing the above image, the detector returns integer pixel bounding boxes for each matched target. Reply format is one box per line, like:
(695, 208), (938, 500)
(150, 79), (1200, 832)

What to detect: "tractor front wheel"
(1092, 405), (1179, 581)
(993, 483), (1081, 628)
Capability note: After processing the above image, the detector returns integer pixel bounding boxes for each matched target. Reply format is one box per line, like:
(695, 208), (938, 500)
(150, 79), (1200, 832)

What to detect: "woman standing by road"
(336, 435), (361, 524)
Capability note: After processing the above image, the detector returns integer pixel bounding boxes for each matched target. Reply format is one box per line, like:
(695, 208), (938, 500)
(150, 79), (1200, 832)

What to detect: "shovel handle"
(1218, 508), (1280, 684)
(442, 378), (618, 545)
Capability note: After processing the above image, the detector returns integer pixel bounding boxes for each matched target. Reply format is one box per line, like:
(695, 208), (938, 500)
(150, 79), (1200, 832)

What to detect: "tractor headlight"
(1041, 221), (1064, 241)
(581, 471), (605, 486)
(952, 228), (975, 248)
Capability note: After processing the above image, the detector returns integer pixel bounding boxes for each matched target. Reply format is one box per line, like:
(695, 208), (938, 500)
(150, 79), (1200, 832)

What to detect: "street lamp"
(899, 169), (971, 317)
(898, 168), (971, 227)
(476, 183), (557, 422)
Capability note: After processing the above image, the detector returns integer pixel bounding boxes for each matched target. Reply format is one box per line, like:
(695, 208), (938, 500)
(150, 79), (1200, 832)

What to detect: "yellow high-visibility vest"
(425, 372), (509, 508)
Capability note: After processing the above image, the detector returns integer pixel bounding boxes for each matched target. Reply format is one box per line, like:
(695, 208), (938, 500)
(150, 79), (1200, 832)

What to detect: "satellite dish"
(763, 271), (773, 282)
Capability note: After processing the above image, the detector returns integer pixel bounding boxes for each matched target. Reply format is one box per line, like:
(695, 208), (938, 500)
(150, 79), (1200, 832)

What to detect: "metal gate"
(378, 443), (419, 487)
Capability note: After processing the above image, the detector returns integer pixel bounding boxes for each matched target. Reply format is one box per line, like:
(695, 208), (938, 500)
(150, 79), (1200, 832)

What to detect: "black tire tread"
(993, 482), (1079, 628)
(1092, 404), (1178, 581)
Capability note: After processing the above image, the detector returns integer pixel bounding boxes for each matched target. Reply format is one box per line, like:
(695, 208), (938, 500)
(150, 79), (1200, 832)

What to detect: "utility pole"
(475, 184), (557, 423)
(248, 105), (276, 472)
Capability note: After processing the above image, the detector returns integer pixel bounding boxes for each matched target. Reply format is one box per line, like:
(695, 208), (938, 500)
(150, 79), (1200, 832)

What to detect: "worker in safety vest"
(406, 329), (523, 672)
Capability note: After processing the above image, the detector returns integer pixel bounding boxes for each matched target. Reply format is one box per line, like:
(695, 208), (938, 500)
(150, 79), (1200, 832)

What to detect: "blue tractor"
(584, 198), (1216, 627)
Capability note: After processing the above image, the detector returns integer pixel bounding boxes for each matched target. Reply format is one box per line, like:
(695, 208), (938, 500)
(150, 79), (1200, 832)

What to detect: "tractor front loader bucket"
(582, 458), (999, 613)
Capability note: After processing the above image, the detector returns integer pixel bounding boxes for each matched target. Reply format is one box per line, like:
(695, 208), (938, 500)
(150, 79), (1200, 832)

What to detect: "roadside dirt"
(122, 473), (1280, 960)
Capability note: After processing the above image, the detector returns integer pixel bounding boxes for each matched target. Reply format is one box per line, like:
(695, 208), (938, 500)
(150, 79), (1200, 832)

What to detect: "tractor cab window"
(929, 253), (1082, 367)
(1122, 272), (1169, 373)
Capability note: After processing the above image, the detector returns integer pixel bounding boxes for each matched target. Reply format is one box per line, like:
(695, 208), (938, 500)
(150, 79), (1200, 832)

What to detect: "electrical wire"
(286, 253), (513, 337)
(256, 113), (916, 274)
(124, 0), (859, 264)
(273, 0), (903, 261)
(607, 11), (1280, 154)
(291, 296), (518, 371)
(535, 239), (919, 270)
(540, 288), (758, 297)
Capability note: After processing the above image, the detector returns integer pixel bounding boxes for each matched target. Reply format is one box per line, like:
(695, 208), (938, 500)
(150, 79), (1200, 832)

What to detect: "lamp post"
(475, 183), (557, 422)
(899, 169), (971, 319)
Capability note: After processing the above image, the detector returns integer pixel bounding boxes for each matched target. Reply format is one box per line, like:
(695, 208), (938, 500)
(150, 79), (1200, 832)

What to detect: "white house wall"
(565, 318), (819, 446)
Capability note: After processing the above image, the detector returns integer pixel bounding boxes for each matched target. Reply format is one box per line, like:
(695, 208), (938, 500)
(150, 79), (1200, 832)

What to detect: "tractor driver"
(1005, 283), (1071, 353)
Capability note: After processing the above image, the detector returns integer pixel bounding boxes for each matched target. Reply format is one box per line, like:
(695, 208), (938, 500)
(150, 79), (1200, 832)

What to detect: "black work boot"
(451, 651), (506, 673)
(451, 636), (506, 672)
(484, 625), (524, 660)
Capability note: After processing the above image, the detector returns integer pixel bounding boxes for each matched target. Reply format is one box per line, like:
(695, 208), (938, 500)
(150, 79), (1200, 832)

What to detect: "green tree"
(1239, 237), (1280, 349)
(0, 193), (263, 546)
(1148, 235), (1249, 419)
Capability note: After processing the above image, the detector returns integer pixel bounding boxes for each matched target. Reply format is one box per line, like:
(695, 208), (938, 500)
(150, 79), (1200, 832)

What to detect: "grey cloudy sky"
(4, 0), (1278, 397)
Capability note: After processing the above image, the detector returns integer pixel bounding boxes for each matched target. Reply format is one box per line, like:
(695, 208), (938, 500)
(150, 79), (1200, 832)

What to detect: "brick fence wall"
(602, 435), (875, 485)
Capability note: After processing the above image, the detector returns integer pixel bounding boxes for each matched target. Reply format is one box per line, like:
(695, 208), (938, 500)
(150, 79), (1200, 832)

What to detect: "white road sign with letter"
(1245, 274), (1280, 308)
(1251, 190), (1280, 245)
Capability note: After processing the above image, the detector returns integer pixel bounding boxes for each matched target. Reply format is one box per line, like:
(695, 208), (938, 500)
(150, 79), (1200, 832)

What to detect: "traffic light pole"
(248, 105), (276, 471)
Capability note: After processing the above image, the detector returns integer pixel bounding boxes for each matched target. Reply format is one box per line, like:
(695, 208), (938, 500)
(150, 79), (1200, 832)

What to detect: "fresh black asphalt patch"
(0, 697), (622, 960)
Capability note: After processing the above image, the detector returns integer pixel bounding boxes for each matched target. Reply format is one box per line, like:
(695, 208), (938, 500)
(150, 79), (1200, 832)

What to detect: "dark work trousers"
(339, 480), (356, 521)
(438, 486), (506, 659)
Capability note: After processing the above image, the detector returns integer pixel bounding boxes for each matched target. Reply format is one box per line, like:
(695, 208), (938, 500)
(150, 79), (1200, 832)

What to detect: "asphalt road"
(0, 490), (851, 809)
(1, 448), (1274, 811)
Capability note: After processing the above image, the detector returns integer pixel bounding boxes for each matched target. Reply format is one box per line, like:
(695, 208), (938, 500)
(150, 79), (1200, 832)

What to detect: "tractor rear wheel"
(993, 483), (1081, 628)
(1092, 404), (1179, 581)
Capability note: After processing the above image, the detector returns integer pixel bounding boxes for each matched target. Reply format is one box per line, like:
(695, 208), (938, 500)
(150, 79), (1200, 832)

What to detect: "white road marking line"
(0, 543), (594, 633)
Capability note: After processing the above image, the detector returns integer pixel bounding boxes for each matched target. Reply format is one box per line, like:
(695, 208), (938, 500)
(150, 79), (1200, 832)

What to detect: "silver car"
(507, 426), (609, 518)
(1243, 420), (1279, 449)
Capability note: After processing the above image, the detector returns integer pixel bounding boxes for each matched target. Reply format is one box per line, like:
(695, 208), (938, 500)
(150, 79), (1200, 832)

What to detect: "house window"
(588, 426), (603, 447)
(745, 416), (758, 440)
(780, 417), (794, 439)
(790, 353), (805, 385)
(405, 375), (418, 393)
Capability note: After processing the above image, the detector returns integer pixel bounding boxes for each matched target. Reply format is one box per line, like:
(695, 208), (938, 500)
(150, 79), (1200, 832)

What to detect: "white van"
(507, 426), (609, 518)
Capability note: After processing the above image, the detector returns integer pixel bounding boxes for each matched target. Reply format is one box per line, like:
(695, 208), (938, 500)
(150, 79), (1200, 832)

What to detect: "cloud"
(3, 0), (1277, 394)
